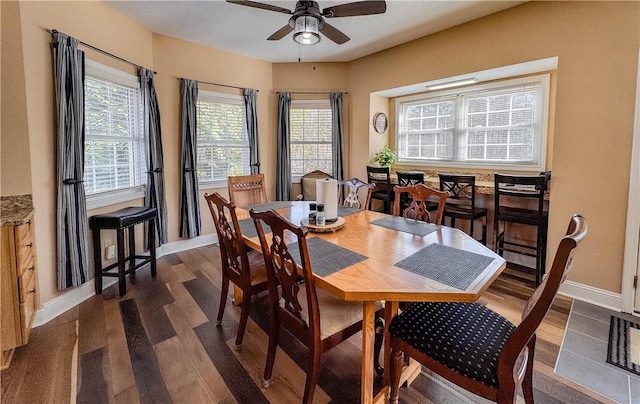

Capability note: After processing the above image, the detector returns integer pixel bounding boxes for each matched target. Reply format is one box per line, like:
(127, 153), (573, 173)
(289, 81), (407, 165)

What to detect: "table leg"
(361, 301), (375, 404)
(383, 301), (399, 386)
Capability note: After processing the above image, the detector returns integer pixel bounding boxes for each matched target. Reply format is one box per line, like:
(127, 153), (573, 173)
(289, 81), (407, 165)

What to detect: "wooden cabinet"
(1, 212), (38, 369)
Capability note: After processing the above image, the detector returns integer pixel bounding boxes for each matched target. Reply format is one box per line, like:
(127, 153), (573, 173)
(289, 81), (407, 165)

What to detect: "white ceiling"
(106, 0), (525, 63)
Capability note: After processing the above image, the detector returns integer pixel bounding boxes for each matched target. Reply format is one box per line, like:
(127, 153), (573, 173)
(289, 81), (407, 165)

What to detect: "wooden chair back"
(392, 184), (450, 224)
(438, 173), (477, 210)
(228, 174), (268, 208)
(396, 171), (425, 186)
(338, 178), (375, 209)
(204, 192), (250, 286)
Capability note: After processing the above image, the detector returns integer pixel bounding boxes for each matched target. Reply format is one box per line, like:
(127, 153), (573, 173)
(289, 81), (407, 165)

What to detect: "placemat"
(371, 216), (439, 237)
(394, 244), (495, 290)
(607, 316), (640, 376)
(235, 218), (271, 238)
(287, 237), (368, 277)
(247, 201), (293, 212)
(337, 206), (363, 217)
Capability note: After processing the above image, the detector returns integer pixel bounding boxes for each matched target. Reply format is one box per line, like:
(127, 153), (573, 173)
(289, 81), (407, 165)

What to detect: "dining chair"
(494, 172), (551, 285)
(389, 213), (587, 404)
(396, 171), (425, 212)
(338, 177), (375, 209)
(438, 173), (488, 244)
(227, 173), (268, 208)
(204, 192), (268, 350)
(250, 209), (382, 403)
(297, 170), (333, 201)
(367, 166), (394, 214)
(392, 183), (450, 224)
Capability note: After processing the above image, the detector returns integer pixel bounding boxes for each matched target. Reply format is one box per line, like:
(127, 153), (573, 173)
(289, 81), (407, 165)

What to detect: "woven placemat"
(337, 206), (363, 217)
(235, 218), (271, 239)
(371, 216), (439, 237)
(607, 316), (640, 376)
(247, 201), (293, 212)
(287, 237), (368, 277)
(394, 244), (495, 290)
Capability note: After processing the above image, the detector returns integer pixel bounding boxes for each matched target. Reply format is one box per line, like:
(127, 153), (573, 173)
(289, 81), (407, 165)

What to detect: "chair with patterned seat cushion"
(204, 192), (269, 351)
(389, 214), (587, 404)
(250, 209), (383, 403)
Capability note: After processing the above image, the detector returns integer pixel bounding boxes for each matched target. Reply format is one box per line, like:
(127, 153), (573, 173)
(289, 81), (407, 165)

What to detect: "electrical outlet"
(104, 240), (115, 260)
(106, 245), (116, 260)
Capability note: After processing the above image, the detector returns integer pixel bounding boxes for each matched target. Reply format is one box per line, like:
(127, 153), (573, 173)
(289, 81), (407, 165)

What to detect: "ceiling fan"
(226, 0), (387, 45)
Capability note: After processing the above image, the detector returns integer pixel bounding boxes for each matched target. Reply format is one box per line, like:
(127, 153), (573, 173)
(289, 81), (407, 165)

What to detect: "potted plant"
(373, 145), (396, 167)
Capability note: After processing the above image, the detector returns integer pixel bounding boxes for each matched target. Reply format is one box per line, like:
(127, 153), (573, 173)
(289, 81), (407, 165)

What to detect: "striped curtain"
(52, 32), (90, 289)
(140, 68), (168, 245)
(276, 92), (292, 201)
(179, 79), (201, 238)
(244, 88), (261, 175)
(330, 92), (345, 181)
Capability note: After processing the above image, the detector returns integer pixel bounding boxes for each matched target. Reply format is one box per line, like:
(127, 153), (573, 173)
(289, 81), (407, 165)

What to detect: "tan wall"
(348, 1), (640, 294)
(1, 1), (32, 196)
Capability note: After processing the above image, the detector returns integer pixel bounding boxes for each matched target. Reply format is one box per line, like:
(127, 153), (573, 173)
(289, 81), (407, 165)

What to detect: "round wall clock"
(373, 112), (388, 134)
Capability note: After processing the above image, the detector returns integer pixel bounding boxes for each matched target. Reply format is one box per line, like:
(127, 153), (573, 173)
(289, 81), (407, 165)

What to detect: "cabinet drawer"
(15, 219), (33, 246)
(18, 265), (36, 304)
(16, 231), (34, 277)
(19, 274), (36, 344)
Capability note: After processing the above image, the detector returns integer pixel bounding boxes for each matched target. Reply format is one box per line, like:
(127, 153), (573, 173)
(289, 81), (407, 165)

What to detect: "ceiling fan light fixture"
(293, 16), (320, 45)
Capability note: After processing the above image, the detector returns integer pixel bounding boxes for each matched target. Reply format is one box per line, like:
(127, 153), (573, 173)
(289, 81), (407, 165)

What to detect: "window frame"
(290, 99), (333, 183)
(84, 60), (146, 210)
(196, 90), (250, 189)
(395, 74), (550, 172)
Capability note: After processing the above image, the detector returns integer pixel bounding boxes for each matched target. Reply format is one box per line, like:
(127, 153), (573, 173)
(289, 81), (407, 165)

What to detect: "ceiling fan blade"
(322, 1), (386, 18)
(225, 0), (293, 15)
(267, 25), (294, 40)
(320, 23), (350, 44)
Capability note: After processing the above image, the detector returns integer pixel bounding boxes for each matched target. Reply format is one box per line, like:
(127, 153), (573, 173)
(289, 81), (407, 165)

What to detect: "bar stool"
(367, 166), (394, 214)
(90, 206), (157, 296)
(438, 173), (488, 245)
(494, 172), (550, 285)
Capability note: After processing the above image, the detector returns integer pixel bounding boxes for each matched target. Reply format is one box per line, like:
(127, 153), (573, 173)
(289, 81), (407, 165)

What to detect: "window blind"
(196, 95), (250, 183)
(84, 74), (145, 195)
(290, 104), (333, 176)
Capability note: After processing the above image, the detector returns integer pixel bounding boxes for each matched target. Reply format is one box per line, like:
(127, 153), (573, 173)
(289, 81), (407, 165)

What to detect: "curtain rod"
(51, 29), (157, 74)
(181, 78), (257, 92)
(277, 91), (348, 95)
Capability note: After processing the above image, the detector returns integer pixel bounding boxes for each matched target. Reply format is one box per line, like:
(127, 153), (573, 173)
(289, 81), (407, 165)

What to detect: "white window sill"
(395, 159), (544, 173)
(199, 180), (228, 190)
(86, 186), (146, 210)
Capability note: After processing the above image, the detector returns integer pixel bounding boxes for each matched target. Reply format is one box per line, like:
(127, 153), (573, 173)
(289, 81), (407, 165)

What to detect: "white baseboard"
(558, 280), (623, 313)
(33, 233), (218, 327)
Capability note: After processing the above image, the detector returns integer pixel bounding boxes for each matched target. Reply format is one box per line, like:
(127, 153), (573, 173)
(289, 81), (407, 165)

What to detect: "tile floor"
(555, 300), (640, 404)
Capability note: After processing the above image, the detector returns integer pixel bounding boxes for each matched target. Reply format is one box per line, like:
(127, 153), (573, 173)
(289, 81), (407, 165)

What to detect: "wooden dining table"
(236, 201), (506, 404)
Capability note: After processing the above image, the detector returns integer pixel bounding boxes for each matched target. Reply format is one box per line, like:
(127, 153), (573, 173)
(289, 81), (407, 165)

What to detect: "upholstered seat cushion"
(389, 302), (515, 387)
(295, 288), (382, 340)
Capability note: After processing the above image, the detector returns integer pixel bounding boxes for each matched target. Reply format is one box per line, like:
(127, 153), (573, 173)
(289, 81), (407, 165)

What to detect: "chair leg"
(481, 218), (487, 245)
(523, 337), (536, 404)
(263, 310), (279, 388)
(389, 346), (403, 404)
(302, 346), (321, 404)
(234, 294), (251, 351)
(469, 217), (474, 240)
(374, 315), (384, 377)
(216, 276), (229, 327)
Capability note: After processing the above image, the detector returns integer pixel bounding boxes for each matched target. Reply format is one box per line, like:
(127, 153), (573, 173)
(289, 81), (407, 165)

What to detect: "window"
(84, 60), (146, 208)
(290, 100), (333, 180)
(196, 91), (250, 185)
(396, 75), (550, 170)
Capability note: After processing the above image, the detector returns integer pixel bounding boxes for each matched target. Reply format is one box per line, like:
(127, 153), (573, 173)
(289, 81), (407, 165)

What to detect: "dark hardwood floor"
(0, 245), (615, 403)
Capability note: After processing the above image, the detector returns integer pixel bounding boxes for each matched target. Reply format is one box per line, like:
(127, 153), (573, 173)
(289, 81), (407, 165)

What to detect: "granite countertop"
(1, 195), (34, 226)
